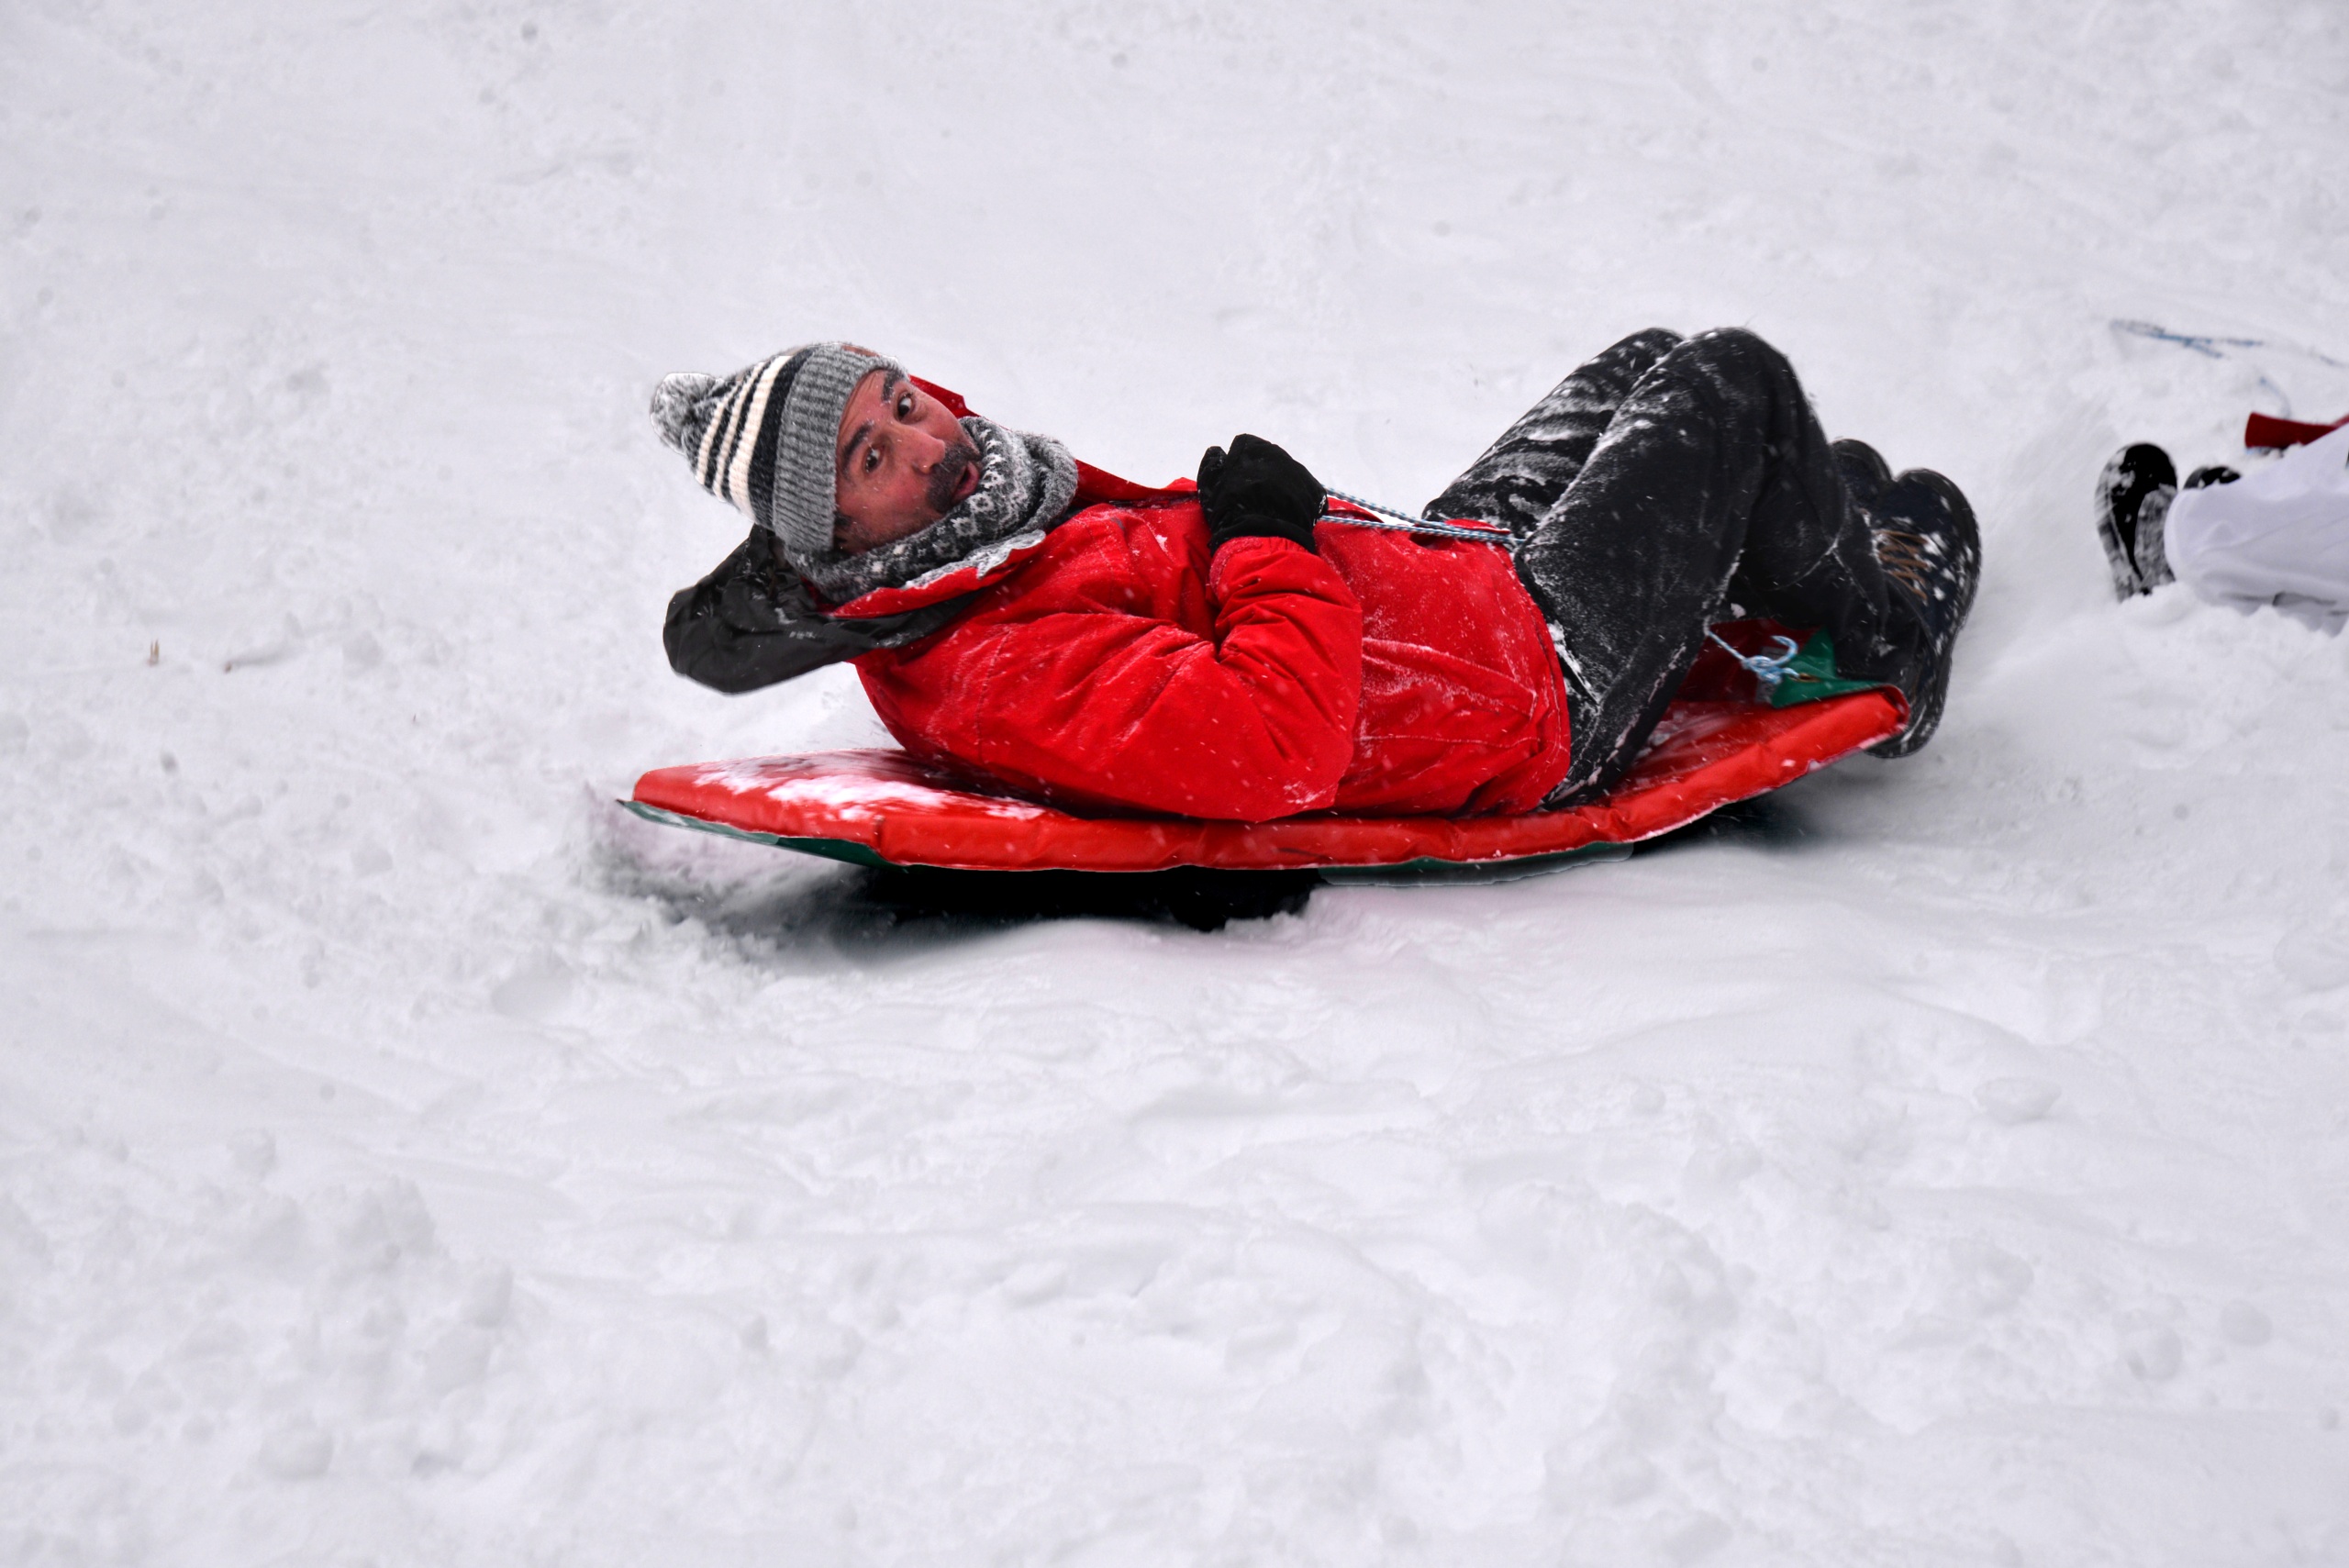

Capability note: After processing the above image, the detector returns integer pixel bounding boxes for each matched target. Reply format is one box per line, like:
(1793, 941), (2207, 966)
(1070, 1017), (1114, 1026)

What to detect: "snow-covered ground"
(6, 0), (2349, 1561)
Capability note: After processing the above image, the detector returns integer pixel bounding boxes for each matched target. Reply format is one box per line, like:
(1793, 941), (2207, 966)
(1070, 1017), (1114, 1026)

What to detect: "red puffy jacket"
(824, 399), (1574, 823)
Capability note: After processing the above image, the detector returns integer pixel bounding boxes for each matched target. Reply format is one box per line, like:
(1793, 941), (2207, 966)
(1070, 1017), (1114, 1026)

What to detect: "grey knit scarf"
(789, 416), (1079, 606)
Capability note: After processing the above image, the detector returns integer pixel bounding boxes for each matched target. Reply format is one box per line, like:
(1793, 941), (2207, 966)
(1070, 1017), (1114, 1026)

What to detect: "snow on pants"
(1427, 328), (1905, 799)
(2164, 423), (2349, 635)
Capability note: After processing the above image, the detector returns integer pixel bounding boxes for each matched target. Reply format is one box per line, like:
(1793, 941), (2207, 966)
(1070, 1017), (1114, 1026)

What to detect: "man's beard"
(925, 438), (982, 516)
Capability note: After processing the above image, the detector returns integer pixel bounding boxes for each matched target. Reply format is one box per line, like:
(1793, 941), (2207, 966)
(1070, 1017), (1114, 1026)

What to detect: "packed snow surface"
(6, 1), (2349, 1562)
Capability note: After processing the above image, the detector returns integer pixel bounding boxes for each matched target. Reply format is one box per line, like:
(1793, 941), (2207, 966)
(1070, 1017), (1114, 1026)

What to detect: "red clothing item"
(2244, 410), (2349, 450)
(830, 472), (1574, 823)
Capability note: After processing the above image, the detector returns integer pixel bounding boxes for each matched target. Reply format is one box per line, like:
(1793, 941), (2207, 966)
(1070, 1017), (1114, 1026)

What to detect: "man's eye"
(863, 447), (881, 474)
(896, 394), (914, 418)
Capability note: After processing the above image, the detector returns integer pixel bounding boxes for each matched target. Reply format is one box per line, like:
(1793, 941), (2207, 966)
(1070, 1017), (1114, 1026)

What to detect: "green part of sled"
(1765, 631), (1892, 709)
(621, 799), (896, 870)
(1314, 842), (1631, 884)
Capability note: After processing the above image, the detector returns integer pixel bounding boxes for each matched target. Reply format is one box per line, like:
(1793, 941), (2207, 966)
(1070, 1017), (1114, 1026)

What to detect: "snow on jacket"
(665, 387), (1573, 822)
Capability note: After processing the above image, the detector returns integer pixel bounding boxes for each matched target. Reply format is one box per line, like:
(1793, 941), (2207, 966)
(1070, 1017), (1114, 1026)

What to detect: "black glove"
(1197, 433), (1324, 553)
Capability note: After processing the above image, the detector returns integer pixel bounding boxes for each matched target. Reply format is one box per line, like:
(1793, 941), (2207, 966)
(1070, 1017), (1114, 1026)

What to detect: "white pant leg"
(2165, 423), (2349, 632)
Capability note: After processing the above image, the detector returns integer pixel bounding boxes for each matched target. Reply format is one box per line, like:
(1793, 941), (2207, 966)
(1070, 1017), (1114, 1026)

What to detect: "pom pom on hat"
(650, 373), (722, 459)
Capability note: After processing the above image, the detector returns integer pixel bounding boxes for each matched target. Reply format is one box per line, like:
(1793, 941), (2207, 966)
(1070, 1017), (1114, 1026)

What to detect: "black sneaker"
(1832, 439), (1893, 506)
(1867, 468), (1981, 759)
(2095, 443), (2177, 598)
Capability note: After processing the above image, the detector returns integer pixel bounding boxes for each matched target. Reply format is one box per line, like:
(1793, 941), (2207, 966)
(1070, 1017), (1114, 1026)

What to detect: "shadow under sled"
(621, 684), (1905, 884)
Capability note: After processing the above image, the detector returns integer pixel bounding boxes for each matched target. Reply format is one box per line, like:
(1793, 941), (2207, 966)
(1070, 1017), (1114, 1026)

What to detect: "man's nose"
(907, 426), (951, 472)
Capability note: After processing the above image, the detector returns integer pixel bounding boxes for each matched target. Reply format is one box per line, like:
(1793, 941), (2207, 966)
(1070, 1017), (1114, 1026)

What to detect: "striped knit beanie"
(650, 341), (901, 557)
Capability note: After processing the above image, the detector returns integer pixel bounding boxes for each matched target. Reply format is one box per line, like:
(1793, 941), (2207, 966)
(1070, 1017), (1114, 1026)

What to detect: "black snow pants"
(1427, 328), (1910, 800)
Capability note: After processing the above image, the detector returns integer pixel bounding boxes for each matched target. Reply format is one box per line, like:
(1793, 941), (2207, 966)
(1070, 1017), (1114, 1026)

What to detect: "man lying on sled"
(652, 329), (1979, 824)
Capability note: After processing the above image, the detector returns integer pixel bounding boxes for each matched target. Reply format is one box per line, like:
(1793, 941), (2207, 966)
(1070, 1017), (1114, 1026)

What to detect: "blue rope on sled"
(2111, 318), (2349, 420)
(1319, 488), (1517, 544)
(1705, 628), (1801, 690)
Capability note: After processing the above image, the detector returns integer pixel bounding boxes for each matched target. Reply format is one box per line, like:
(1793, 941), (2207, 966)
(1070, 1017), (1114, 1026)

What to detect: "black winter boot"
(1831, 439), (1893, 506)
(1866, 469), (1981, 759)
(2095, 443), (2177, 599)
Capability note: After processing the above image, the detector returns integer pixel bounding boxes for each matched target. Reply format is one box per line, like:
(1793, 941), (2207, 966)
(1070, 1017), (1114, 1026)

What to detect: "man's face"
(832, 370), (979, 553)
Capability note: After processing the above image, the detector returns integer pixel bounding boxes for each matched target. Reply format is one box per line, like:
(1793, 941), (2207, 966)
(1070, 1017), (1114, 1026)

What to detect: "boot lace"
(1875, 527), (1935, 600)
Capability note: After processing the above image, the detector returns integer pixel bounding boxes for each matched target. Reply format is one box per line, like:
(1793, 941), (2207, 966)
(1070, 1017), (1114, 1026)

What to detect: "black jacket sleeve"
(663, 527), (968, 695)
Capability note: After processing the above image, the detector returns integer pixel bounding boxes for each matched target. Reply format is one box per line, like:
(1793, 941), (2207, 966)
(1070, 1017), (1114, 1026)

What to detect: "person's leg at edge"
(1510, 328), (1912, 800)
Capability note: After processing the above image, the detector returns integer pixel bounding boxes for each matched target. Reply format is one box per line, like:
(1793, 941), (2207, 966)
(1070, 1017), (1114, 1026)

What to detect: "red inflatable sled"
(626, 632), (1905, 879)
